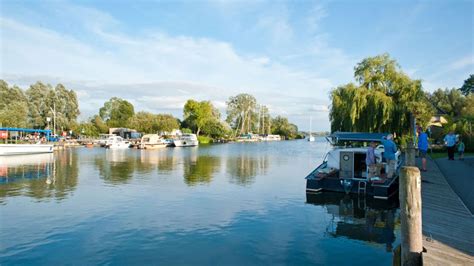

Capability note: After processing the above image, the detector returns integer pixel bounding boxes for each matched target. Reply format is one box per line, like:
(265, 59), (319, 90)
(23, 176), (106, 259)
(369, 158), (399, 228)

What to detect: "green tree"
(155, 114), (180, 133)
(24, 82), (79, 130)
(128, 111), (156, 133)
(0, 80), (29, 127)
(183, 100), (217, 136)
(428, 88), (466, 118)
(226, 93), (257, 135)
(99, 97), (135, 128)
(90, 115), (109, 133)
(329, 53), (434, 136)
(460, 74), (474, 95)
(271, 116), (299, 139)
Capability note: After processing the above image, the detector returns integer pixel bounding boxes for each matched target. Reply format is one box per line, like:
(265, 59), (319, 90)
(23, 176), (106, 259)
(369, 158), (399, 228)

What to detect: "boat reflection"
(306, 192), (399, 252)
(0, 151), (78, 202)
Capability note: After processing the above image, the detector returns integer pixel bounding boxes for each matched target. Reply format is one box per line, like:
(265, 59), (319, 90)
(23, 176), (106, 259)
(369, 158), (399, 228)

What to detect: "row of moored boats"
(98, 133), (199, 149)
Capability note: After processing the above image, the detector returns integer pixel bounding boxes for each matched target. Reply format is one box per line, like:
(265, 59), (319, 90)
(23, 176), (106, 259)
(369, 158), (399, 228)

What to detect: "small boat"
(173, 134), (199, 147)
(139, 134), (167, 149)
(308, 117), (315, 142)
(0, 144), (54, 156)
(105, 136), (130, 149)
(236, 133), (260, 142)
(260, 134), (281, 141)
(305, 132), (402, 200)
(96, 134), (116, 147)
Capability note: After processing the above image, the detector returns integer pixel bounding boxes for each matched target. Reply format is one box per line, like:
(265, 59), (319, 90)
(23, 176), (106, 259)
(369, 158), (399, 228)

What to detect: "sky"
(0, 0), (473, 131)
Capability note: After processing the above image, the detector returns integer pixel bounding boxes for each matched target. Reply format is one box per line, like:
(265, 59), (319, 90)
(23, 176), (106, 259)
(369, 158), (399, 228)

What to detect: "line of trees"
(0, 80), (79, 131)
(0, 80), (302, 140)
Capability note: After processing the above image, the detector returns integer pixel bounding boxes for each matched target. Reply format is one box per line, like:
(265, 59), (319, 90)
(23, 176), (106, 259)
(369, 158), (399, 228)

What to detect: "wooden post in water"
(399, 166), (423, 266)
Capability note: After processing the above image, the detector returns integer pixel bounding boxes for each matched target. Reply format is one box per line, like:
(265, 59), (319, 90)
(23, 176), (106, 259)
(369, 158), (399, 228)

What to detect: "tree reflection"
(183, 155), (220, 186)
(226, 154), (269, 186)
(139, 150), (177, 173)
(0, 150), (79, 203)
(94, 151), (136, 184)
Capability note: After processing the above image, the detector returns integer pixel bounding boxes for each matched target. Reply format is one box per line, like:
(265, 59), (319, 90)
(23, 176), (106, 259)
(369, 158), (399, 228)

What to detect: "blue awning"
(0, 127), (51, 134)
(327, 132), (389, 144)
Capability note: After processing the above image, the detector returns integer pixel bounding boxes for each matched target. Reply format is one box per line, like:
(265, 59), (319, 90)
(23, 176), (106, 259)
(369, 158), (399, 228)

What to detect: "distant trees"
(0, 80), (29, 128)
(271, 116), (299, 139)
(330, 53), (433, 137)
(99, 97), (135, 128)
(128, 112), (179, 134)
(460, 74), (473, 96)
(0, 80), (79, 130)
(183, 100), (221, 136)
(226, 93), (257, 135)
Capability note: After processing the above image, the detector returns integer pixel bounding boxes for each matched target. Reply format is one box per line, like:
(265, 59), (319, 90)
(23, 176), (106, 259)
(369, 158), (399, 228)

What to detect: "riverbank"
(418, 156), (474, 265)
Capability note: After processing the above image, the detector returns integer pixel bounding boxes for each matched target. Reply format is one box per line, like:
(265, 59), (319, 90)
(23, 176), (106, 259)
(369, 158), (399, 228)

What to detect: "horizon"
(1, 0), (472, 131)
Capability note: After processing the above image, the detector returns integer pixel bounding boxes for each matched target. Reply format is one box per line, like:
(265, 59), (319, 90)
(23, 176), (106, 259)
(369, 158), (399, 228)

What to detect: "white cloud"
(0, 2), (354, 131)
(448, 54), (474, 71)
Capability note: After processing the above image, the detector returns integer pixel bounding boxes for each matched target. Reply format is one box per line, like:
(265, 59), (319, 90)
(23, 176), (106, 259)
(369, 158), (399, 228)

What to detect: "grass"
(429, 151), (474, 159)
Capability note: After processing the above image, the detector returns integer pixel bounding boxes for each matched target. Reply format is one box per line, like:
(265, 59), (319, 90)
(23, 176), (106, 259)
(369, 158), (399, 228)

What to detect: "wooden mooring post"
(399, 166), (423, 266)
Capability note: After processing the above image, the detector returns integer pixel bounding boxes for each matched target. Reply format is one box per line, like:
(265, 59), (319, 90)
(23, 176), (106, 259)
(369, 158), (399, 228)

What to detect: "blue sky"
(1, 0), (473, 131)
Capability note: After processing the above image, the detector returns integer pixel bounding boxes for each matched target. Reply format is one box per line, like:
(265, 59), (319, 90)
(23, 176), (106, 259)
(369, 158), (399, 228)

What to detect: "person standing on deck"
(444, 131), (456, 160)
(381, 134), (397, 179)
(366, 141), (378, 178)
(417, 127), (429, 172)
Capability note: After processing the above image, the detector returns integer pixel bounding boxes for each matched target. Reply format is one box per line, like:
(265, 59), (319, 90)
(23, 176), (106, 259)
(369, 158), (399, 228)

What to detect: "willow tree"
(330, 53), (433, 136)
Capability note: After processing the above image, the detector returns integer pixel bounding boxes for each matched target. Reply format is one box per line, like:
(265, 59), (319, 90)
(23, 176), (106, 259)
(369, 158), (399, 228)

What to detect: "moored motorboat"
(105, 136), (130, 149)
(173, 134), (199, 147)
(139, 134), (167, 149)
(0, 144), (54, 156)
(305, 132), (402, 200)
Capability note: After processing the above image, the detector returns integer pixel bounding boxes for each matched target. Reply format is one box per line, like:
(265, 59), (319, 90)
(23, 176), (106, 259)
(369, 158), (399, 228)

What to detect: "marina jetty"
(418, 156), (474, 265)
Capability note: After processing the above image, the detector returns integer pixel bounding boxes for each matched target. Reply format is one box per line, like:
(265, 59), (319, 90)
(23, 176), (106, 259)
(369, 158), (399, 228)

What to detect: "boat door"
(340, 151), (354, 179)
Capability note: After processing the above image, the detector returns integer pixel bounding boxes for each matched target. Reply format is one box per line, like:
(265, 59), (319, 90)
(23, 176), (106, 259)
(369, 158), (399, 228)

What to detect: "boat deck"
(419, 157), (474, 265)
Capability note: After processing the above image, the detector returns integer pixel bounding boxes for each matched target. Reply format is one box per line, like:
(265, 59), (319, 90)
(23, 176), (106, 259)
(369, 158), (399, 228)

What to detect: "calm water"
(0, 139), (399, 265)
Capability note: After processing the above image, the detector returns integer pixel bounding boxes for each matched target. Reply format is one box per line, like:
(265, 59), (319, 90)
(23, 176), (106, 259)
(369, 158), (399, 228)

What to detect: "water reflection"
(139, 149), (177, 173)
(226, 154), (269, 186)
(0, 150), (78, 202)
(183, 155), (220, 185)
(95, 150), (136, 184)
(306, 192), (399, 252)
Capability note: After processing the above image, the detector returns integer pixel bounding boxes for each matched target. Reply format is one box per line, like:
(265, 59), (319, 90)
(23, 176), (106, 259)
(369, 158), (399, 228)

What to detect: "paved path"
(417, 157), (474, 265)
(435, 157), (474, 214)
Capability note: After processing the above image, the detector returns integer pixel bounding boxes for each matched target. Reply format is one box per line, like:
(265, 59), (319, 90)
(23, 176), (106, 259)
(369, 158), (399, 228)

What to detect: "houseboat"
(305, 132), (402, 200)
(173, 134), (199, 147)
(139, 134), (167, 149)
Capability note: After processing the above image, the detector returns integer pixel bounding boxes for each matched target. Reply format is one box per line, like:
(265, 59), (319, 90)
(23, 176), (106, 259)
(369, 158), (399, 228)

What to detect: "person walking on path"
(444, 131), (456, 160)
(458, 139), (465, 161)
(418, 127), (429, 171)
(381, 134), (397, 178)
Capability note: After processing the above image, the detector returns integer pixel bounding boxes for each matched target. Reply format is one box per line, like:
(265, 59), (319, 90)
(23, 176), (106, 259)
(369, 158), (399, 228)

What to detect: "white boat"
(0, 144), (54, 156)
(260, 134), (281, 141)
(105, 136), (130, 149)
(308, 117), (315, 142)
(173, 134), (199, 147)
(139, 134), (167, 149)
(97, 134), (116, 147)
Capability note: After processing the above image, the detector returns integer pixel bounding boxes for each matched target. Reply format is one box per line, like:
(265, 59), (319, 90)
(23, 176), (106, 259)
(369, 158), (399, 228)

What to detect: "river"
(0, 138), (400, 265)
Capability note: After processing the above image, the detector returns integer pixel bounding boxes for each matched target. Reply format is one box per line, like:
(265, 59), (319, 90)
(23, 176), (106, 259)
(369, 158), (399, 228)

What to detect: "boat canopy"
(326, 132), (389, 145)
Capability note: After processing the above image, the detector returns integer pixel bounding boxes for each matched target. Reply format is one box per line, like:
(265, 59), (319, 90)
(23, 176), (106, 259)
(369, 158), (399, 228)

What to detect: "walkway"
(418, 157), (474, 265)
(435, 157), (474, 214)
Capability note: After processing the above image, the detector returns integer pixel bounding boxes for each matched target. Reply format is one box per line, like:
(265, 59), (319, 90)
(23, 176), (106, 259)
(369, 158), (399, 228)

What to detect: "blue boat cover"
(327, 132), (389, 143)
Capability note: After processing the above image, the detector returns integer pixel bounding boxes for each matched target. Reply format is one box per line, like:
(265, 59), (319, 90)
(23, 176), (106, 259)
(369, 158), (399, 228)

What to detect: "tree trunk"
(196, 127), (200, 136)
